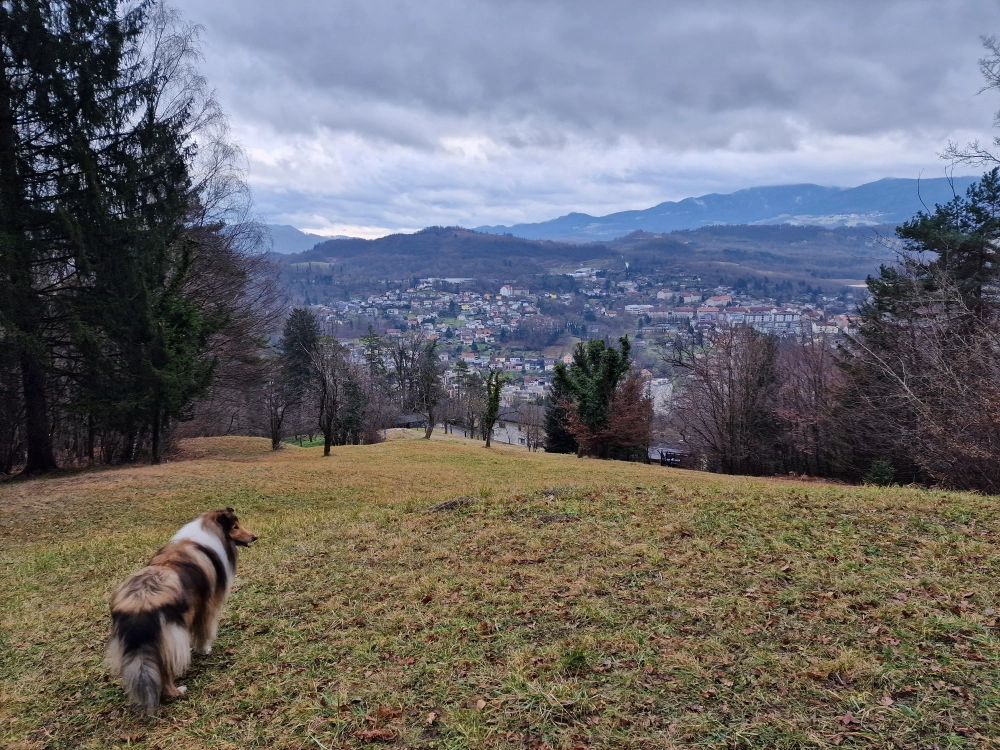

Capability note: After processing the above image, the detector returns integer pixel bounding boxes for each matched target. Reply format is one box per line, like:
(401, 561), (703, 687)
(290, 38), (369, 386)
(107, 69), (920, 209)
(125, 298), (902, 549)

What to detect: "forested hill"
(277, 227), (614, 282)
(274, 223), (897, 293)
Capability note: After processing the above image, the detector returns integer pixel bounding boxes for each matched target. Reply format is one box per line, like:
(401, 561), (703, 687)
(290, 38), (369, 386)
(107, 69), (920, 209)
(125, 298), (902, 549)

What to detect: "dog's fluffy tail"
(118, 643), (162, 715)
(106, 611), (188, 716)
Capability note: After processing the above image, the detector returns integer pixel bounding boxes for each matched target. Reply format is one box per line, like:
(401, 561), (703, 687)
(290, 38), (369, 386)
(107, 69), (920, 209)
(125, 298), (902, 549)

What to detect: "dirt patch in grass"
(2, 435), (999, 748)
(432, 497), (478, 512)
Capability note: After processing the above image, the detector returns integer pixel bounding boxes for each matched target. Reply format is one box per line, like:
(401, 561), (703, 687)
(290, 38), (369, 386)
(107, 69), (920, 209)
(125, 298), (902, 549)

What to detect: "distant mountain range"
(267, 224), (356, 254)
(475, 176), (978, 242)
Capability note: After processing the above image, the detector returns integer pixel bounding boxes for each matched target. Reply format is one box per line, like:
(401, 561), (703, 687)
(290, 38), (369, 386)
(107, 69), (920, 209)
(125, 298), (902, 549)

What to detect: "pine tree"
(543, 373), (577, 454)
(0, 0), (150, 472)
(551, 337), (644, 459)
(281, 308), (320, 397)
(0, 1), (235, 469)
(867, 168), (1000, 321)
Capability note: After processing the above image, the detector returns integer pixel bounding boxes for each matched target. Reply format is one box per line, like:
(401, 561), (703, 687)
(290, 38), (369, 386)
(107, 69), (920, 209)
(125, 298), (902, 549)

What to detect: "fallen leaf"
(421, 593), (433, 604)
(840, 710), (860, 726)
(426, 711), (438, 725)
(879, 694), (894, 706)
(375, 706), (403, 719)
(476, 699), (487, 711)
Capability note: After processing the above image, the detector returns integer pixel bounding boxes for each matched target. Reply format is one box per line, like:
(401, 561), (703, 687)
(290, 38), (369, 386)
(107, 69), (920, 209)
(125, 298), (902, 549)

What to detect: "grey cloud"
(180, 1), (996, 142)
(170, 0), (1000, 231)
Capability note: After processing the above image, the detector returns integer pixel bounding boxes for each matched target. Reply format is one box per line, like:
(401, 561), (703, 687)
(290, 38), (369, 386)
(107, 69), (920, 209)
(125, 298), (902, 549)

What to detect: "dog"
(105, 507), (257, 715)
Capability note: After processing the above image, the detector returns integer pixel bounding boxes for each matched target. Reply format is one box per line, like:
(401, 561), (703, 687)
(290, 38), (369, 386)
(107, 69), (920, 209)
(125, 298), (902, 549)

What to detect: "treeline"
(0, 2), (277, 474)
(182, 309), (542, 454)
(661, 170), (1000, 493)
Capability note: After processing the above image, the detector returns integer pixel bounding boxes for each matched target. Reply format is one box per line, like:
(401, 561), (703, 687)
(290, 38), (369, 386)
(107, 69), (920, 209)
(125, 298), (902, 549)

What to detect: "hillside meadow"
(1, 434), (999, 749)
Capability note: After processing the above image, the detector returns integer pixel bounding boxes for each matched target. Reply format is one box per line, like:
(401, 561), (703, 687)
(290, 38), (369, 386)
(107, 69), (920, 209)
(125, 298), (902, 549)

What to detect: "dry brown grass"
(2, 433), (999, 749)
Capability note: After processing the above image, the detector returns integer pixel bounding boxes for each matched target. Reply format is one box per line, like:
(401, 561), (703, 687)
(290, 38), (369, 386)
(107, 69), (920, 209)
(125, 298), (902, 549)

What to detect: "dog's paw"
(176, 685), (187, 695)
(197, 645), (212, 656)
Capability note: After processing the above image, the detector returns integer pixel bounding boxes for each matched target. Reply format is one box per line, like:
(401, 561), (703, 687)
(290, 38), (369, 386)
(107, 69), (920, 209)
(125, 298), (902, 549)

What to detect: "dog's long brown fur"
(105, 507), (257, 715)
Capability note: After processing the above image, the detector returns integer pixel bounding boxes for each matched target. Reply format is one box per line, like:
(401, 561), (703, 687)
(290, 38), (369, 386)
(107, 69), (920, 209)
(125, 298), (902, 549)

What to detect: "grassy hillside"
(2, 435), (999, 749)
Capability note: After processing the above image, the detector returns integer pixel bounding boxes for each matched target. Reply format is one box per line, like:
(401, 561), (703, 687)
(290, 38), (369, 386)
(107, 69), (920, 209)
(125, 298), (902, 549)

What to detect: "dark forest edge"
(0, 1), (280, 473)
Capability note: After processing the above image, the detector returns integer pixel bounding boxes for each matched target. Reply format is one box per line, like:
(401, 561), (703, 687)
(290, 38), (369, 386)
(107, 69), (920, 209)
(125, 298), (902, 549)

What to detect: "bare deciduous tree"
(517, 402), (546, 452)
(668, 325), (780, 475)
(413, 339), (446, 439)
(259, 359), (299, 450)
(311, 340), (347, 456)
(775, 333), (843, 476)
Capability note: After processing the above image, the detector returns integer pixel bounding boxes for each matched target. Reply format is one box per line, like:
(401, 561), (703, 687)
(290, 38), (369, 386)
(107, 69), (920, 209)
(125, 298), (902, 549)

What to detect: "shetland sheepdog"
(105, 507), (257, 715)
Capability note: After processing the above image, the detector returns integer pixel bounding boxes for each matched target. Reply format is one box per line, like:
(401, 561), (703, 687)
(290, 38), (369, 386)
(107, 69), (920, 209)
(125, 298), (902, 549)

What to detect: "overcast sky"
(172, 0), (1000, 238)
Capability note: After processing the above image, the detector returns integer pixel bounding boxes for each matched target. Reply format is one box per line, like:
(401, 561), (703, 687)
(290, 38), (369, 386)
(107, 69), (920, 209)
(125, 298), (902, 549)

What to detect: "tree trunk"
(323, 432), (332, 456)
(269, 411), (283, 450)
(19, 348), (57, 475)
(87, 414), (95, 464)
(151, 410), (162, 465)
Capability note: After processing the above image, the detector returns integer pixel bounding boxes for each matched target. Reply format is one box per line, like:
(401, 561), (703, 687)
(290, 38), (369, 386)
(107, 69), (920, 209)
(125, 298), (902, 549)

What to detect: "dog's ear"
(217, 507), (237, 530)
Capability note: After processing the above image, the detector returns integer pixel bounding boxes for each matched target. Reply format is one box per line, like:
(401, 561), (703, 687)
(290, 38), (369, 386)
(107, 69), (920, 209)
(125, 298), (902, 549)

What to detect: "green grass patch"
(282, 435), (329, 448)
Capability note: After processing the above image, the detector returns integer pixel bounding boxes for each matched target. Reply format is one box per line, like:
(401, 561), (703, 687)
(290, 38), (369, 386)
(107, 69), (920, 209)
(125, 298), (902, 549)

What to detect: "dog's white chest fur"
(171, 519), (233, 583)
